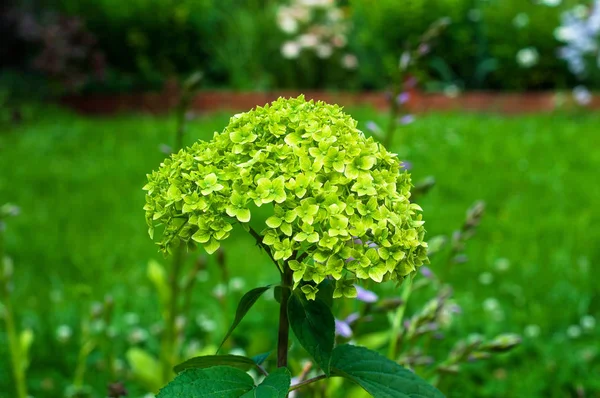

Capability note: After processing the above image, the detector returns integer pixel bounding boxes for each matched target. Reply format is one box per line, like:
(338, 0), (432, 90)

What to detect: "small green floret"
(143, 96), (428, 298)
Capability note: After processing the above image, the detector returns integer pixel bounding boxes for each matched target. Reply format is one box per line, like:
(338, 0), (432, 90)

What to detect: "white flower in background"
(281, 41), (301, 59)
(516, 47), (539, 68)
(573, 85), (592, 105)
(483, 297), (500, 312)
(580, 315), (596, 331)
(212, 283), (227, 299)
(328, 8), (342, 21)
(123, 312), (140, 326)
(331, 34), (347, 48)
(299, 0), (332, 7)
(298, 33), (319, 48)
(541, 0), (561, 6)
(56, 325), (73, 343)
(128, 327), (149, 344)
(513, 13), (530, 29)
(566, 324), (582, 339)
(494, 258), (511, 272)
(341, 53), (358, 69)
(316, 43), (333, 58)
(399, 51), (411, 71)
(524, 324), (541, 338)
(229, 277), (246, 292)
(278, 16), (299, 34)
(196, 314), (217, 332)
(557, 1), (600, 78)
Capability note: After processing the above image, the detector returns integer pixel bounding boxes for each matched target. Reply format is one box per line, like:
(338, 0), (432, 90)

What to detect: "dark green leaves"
(158, 366), (290, 398)
(240, 368), (291, 398)
(219, 285), (272, 351)
(157, 366), (254, 398)
(331, 345), (445, 398)
(174, 355), (257, 373)
(287, 289), (335, 375)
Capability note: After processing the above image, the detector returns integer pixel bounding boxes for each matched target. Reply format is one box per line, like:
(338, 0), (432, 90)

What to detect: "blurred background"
(1, 0), (599, 397)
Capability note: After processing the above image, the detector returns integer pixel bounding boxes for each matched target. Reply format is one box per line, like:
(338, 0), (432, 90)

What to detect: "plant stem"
(277, 263), (293, 368)
(1, 223), (27, 398)
(387, 275), (413, 360)
(288, 374), (328, 392)
(383, 73), (403, 149)
(161, 244), (185, 383)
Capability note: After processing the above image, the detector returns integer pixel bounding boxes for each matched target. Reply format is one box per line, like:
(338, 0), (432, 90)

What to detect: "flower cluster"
(143, 96), (427, 298)
(277, 0), (357, 69)
(555, 1), (600, 78)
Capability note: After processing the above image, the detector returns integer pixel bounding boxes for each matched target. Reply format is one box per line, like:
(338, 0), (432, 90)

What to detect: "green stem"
(387, 275), (413, 360)
(288, 374), (328, 392)
(277, 264), (293, 368)
(383, 73), (403, 149)
(161, 244), (185, 383)
(1, 224), (27, 398)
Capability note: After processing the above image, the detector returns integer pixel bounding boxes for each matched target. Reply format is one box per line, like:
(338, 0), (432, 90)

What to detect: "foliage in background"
(2, 0), (597, 93)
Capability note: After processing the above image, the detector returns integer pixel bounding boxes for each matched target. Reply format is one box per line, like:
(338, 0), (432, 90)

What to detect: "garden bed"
(60, 90), (600, 115)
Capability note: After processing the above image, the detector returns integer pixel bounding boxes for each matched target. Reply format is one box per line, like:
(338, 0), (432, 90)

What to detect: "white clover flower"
(196, 314), (217, 332)
(444, 84), (460, 98)
(298, 33), (319, 48)
(566, 325), (582, 339)
(541, 0), (561, 6)
(494, 258), (511, 272)
(580, 315), (596, 331)
(212, 283), (227, 299)
(483, 298), (500, 312)
(229, 277), (246, 291)
(56, 325), (73, 343)
(516, 47), (539, 68)
(316, 43), (333, 58)
(341, 53), (358, 69)
(278, 16), (299, 34)
(128, 327), (149, 344)
(123, 312), (140, 326)
(281, 41), (301, 59)
(513, 13), (530, 29)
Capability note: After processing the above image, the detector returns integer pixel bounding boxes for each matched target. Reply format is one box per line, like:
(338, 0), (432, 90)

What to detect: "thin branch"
(288, 374), (328, 392)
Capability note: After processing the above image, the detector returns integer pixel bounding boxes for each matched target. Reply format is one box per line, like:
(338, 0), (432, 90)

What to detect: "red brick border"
(60, 90), (600, 115)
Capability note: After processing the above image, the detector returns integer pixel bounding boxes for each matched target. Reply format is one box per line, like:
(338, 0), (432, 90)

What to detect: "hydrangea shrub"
(143, 96), (428, 299)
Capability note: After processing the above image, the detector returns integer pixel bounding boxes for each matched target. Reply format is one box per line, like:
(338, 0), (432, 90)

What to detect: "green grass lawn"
(0, 106), (599, 397)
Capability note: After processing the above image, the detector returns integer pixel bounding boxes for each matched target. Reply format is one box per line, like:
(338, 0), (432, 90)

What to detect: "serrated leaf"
(251, 352), (271, 366)
(157, 366), (254, 398)
(240, 367), (291, 398)
(288, 292), (335, 375)
(174, 354), (257, 373)
(330, 344), (445, 398)
(218, 285), (272, 351)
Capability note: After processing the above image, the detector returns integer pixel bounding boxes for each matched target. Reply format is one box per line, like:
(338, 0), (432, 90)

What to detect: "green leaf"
(157, 366), (254, 398)
(240, 367), (291, 398)
(288, 291), (335, 375)
(218, 285), (272, 351)
(315, 279), (335, 308)
(330, 344), (445, 398)
(174, 355), (257, 373)
(251, 352), (271, 366)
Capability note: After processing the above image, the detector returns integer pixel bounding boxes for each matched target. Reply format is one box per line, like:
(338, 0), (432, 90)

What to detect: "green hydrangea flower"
(143, 96), (428, 298)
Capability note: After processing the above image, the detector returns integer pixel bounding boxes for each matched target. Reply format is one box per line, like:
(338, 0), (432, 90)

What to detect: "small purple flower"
(345, 312), (360, 324)
(573, 85), (592, 105)
(159, 144), (173, 154)
(396, 92), (410, 105)
(420, 266), (434, 279)
(398, 115), (415, 125)
(365, 121), (380, 133)
(335, 319), (353, 338)
(355, 285), (378, 303)
(418, 43), (430, 55)
(400, 161), (413, 170)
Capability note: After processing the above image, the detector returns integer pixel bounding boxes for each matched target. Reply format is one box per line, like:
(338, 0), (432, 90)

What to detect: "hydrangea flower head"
(143, 96), (428, 298)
